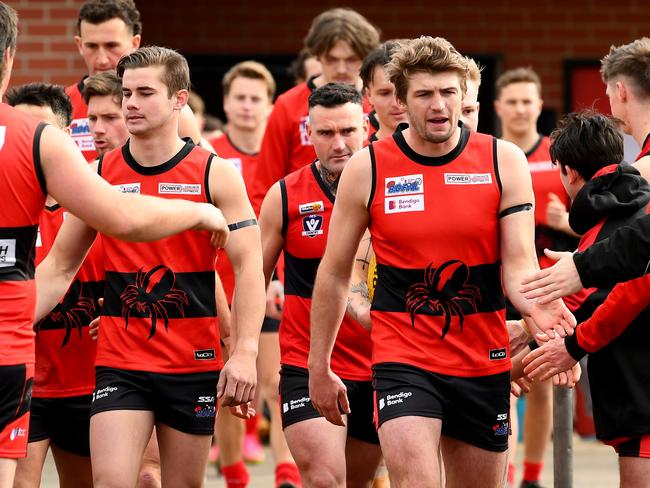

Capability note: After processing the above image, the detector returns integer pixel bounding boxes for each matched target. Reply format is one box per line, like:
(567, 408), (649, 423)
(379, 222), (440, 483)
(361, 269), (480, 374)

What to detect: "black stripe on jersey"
(368, 111), (380, 131)
(283, 250), (320, 299)
(0, 224), (39, 281)
(372, 261), (505, 315)
(122, 139), (194, 175)
(367, 144), (377, 211)
(205, 153), (215, 205)
(45, 203), (61, 212)
(33, 122), (47, 196)
(102, 269), (216, 318)
(280, 179), (289, 238)
(524, 134), (544, 159)
(97, 154), (105, 176)
(492, 136), (502, 194)
(36, 279), (105, 335)
(311, 162), (335, 204)
(393, 123), (470, 166)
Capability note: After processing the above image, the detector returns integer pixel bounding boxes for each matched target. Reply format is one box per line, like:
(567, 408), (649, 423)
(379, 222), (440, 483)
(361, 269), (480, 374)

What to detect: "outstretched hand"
(521, 250), (584, 304)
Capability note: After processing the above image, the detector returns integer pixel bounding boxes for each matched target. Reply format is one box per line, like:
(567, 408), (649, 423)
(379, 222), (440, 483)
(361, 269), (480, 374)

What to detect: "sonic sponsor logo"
(444, 173), (492, 185)
(299, 200), (325, 215)
(385, 174), (424, 196)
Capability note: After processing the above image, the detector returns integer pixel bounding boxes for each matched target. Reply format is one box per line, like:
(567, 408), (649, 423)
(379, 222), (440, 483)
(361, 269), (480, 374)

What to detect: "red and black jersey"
(210, 133), (259, 302)
(96, 140), (222, 373)
(33, 204), (104, 397)
(252, 78), (373, 213)
(526, 135), (577, 268)
(562, 163), (650, 441)
(637, 133), (650, 161)
(280, 162), (372, 381)
(0, 104), (48, 366)
(66, 79), (97, 162)
(368, 127), (509, 377)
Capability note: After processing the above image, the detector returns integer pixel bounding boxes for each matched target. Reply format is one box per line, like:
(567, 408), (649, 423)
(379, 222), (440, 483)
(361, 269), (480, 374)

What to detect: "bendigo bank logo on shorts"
(282, 396), (310, 413)
(302, 215), (323, 238)
(443, 173), (492, 185)
(92, 386), (118, 402)
(378, 391), (413, 410)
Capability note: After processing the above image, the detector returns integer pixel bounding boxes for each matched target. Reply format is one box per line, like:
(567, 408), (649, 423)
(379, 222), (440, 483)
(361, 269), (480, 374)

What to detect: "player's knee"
(136, 466), (161, 488)
(302, 468), (344, 488)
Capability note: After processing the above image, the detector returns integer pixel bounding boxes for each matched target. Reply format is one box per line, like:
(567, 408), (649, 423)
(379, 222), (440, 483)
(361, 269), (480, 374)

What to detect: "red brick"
(25, 23), (69, 36)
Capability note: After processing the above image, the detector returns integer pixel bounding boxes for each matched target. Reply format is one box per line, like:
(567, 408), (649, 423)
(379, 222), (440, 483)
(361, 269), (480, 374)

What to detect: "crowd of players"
(2, 1), (650, 488)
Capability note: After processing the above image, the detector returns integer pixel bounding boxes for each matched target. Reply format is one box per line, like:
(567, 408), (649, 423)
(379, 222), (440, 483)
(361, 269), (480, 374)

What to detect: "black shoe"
(520, 481), (543, 488)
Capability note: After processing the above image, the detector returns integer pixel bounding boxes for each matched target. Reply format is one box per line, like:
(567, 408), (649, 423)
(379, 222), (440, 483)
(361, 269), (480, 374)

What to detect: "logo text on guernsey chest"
(115, 183), (141, 194)
(158, 183), (201, 195)
(385, 174), (424, 196)
(299, 200), (324, 215)
(69, 118), (95, 151)
(299, 116), (312, 146)
(302, 215), (323, 237)
(444, 173), (492, 185)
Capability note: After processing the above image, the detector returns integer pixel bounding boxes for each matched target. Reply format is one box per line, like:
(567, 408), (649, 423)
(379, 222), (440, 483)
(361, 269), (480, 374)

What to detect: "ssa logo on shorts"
(158, 183), (201, 195)
(385, 174), (424, 196)
(444, 173), (492, 185)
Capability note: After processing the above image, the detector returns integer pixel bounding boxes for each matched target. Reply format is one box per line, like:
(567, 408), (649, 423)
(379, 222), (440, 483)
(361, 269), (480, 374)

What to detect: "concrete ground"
(38, 435), (619, 487)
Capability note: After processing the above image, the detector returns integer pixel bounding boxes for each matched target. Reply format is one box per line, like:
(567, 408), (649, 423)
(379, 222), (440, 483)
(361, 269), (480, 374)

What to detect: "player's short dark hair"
(550, 110), (624, 181)
(116, 46), (190, 97)
(82, 70), (122, 104)
(77, 0), (142, 36)
(0, 2), (18, 80)
(304, 8), (380, 60)
(6, 82), (73, 128)
(360, 40), (404, 90)
(601, 38), (650, 100)
(308, 83), (363, 110)
(495, 67), (542, 99)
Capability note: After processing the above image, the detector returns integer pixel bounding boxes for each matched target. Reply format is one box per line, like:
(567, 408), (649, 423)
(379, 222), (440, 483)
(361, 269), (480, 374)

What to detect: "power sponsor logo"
(115, 183), (141, 194)
(302, 215), (323, 237)
(378, 391), (413, 410)
(282, 396), (310, 414)
(92, 386), (118, 402)
(528, 160), (554, 173)
(0, 239), (16, 267)
(158, 183), (201, 195)
(194, 349), (216, 361)
(444, 173), (492, 185)
(489, 348), (507, 361)
(385, 174), (424, 196)
(299, 200), (325, 215)
(385, 195), (424, 214)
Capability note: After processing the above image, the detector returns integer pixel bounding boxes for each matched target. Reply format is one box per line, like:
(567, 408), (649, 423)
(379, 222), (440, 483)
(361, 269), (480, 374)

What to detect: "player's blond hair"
(495, 67), (541, 98)
(466, 57), (482, 87)
(116, 46), (189, 97)
(222, 61), (276, 101)
(601, 38), (650, 99)
(386, 36), (468, 103)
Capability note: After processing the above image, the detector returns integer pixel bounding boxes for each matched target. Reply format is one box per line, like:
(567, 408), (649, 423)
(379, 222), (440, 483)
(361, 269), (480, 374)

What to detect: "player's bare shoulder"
(338, 146), (373, 207)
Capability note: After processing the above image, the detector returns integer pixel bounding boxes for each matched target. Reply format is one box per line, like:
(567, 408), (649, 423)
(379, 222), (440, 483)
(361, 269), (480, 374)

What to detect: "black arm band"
(227, 218), (258, 231)
(528, 339), (539, 351)
(499, 203), (533, 219)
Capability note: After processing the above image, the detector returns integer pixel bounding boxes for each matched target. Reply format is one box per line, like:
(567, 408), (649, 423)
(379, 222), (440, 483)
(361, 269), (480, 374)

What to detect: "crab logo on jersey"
(120, 265), (189, 339)
(299, 116), (312, 146)
(405, 260), (481, 339)
(35, 279), (96, 347)
(302, 215), (323, 238)
(385, 174), (424, 196)
(299, 200), (324, 215)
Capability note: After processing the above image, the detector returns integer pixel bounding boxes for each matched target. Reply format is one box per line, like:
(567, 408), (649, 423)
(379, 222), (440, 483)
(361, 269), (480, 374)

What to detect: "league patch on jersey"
(299, 116), (312, 146)
(444, 173), (492, 185)
(385, 174), (424, 196)
(158, 183), (202, 195)
(528, 160), (555, 172)
(227, 157), (243, 174)
(298, 200), (325, 215)
(115, 183), (141, 194)
(0, 239), (17, 267)
(302, 215), (323, 237)
(69, 117), (95, 152)
(384, 195), (424, 214)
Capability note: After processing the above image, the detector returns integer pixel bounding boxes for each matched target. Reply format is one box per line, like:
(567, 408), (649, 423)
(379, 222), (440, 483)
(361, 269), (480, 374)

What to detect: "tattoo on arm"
(346, 281), (371, 322)
(356, 236), (373, 272)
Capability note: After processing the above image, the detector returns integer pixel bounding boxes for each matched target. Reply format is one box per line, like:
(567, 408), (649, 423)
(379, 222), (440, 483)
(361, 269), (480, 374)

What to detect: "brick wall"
(8, 0), (650, 113)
